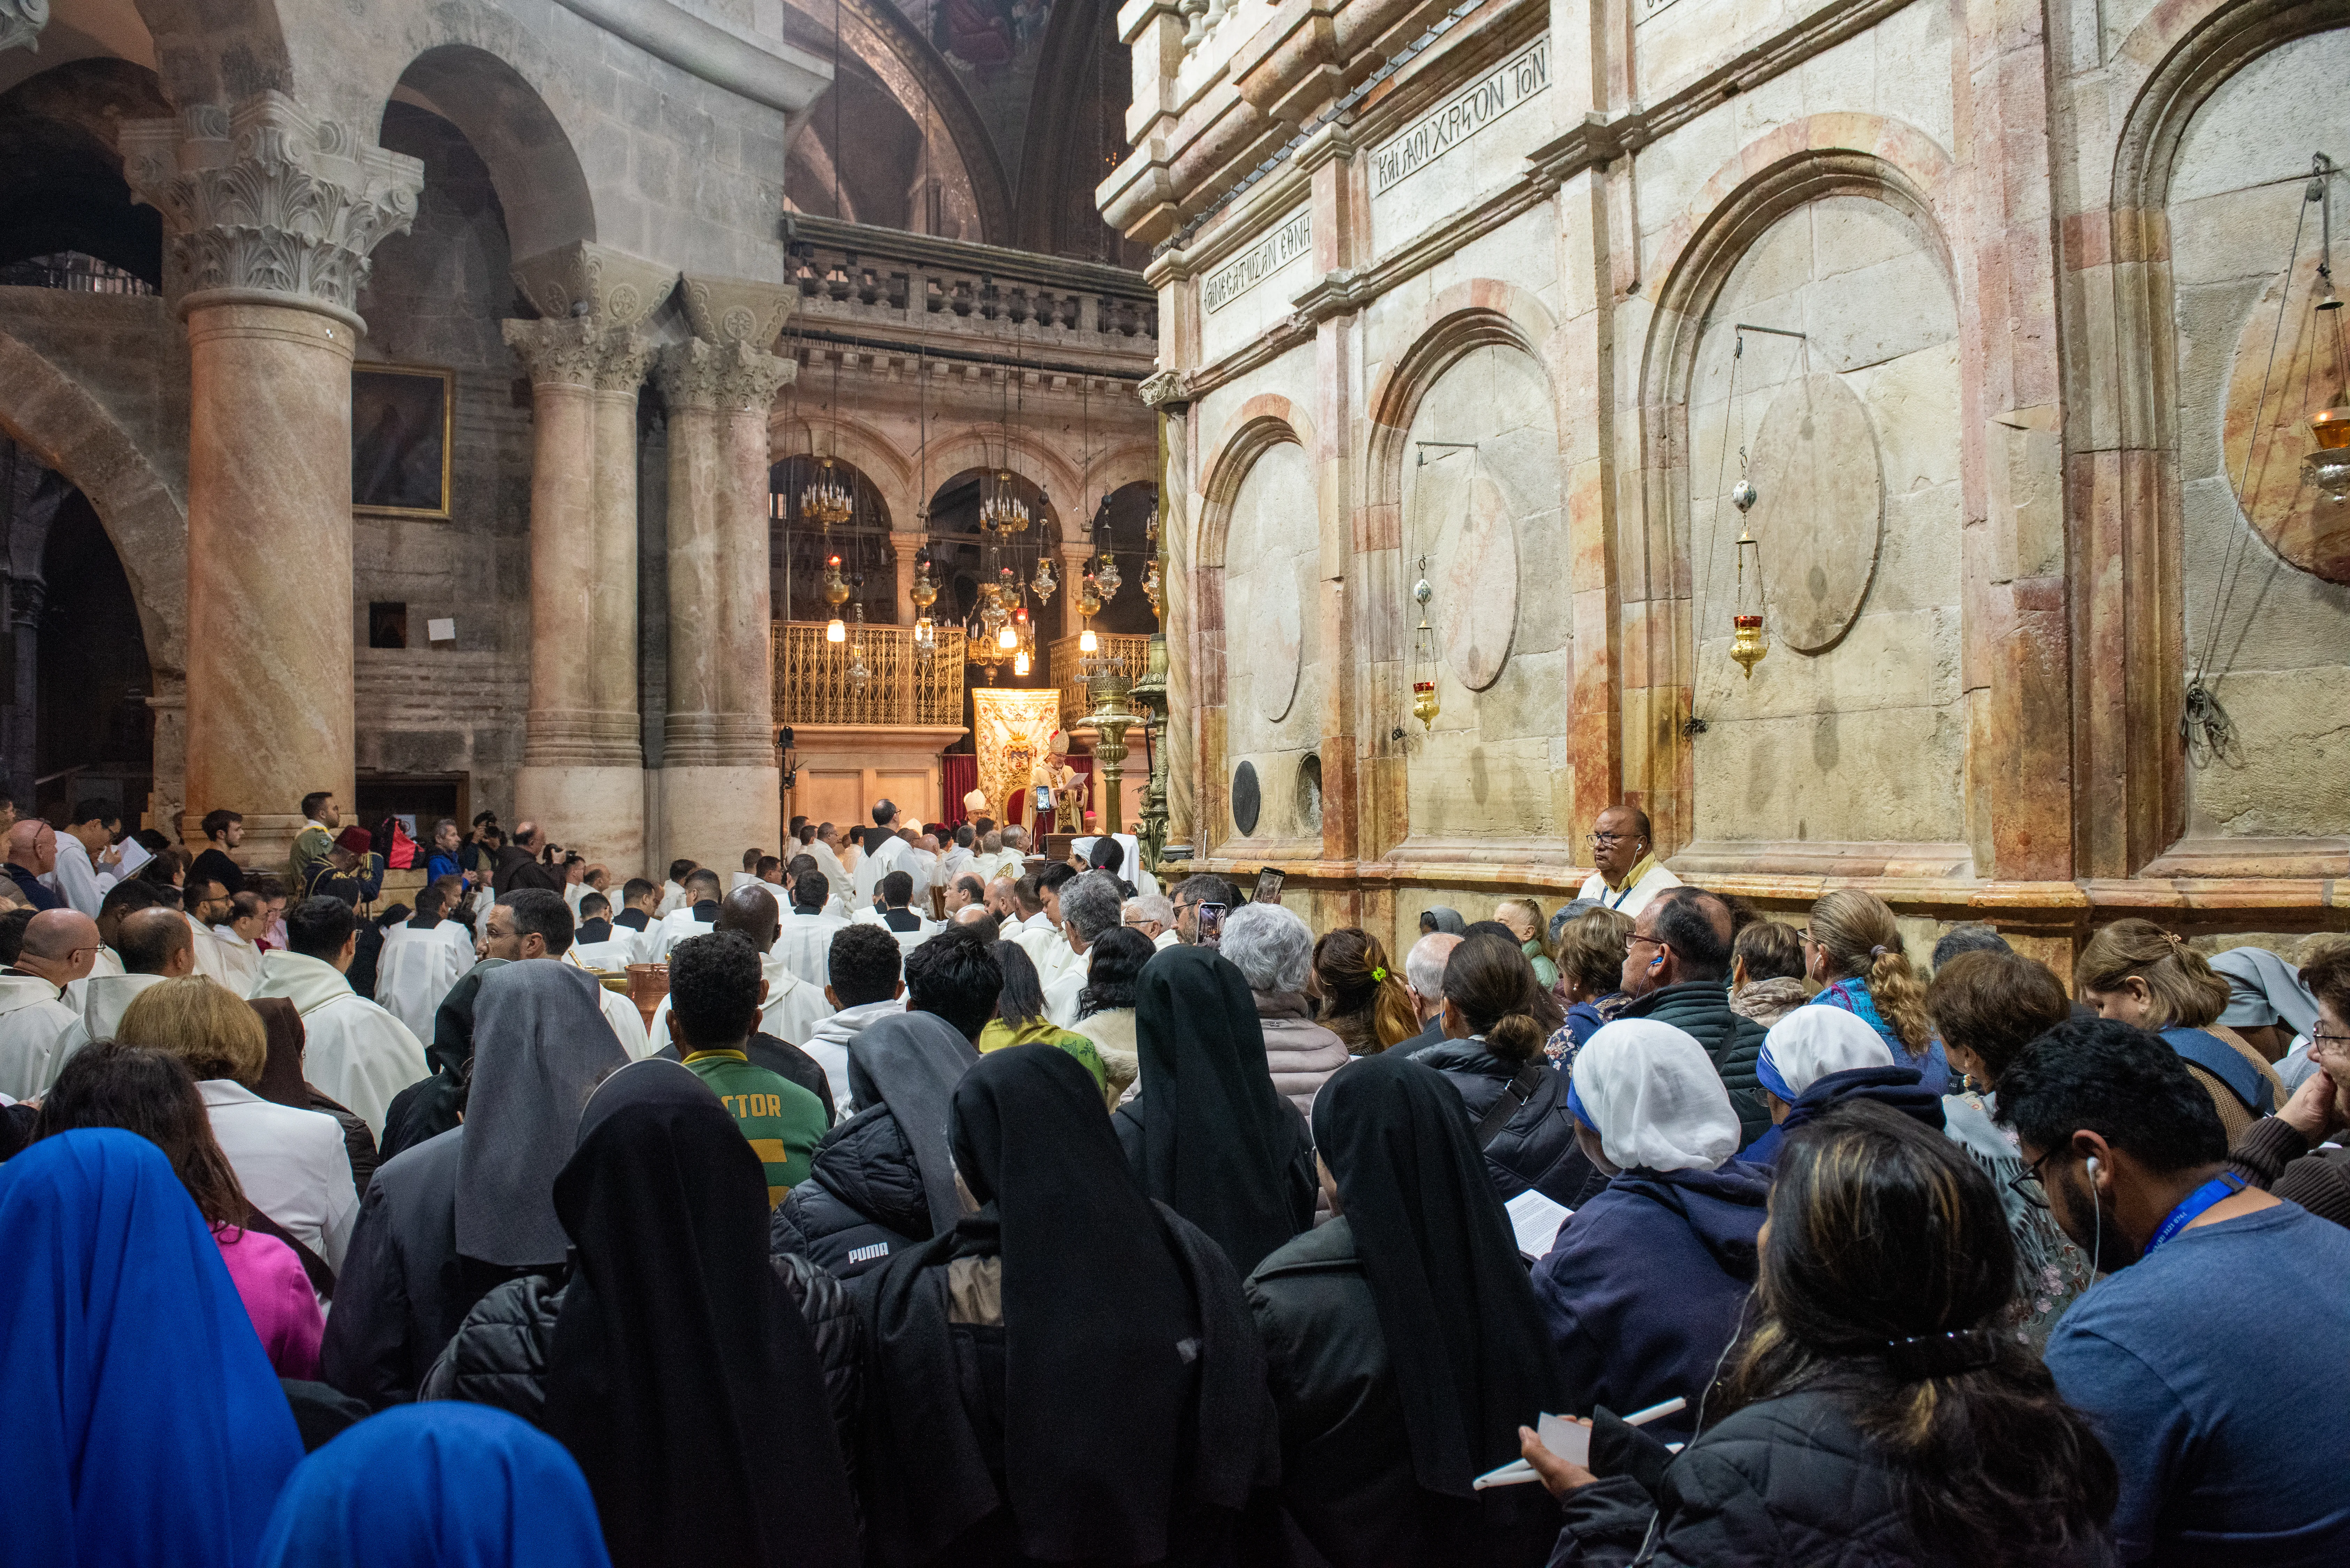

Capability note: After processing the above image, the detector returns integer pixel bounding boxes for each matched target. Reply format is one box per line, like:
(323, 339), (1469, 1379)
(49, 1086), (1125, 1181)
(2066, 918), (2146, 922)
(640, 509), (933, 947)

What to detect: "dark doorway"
(29, 482), (152, 823)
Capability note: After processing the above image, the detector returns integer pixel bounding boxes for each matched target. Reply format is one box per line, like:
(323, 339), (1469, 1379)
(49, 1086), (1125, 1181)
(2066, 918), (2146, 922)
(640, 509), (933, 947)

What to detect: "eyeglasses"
(1626, 931), (1664, 952)
(1586, 832), (1627, 847)
(2309, 1026), (2350, 1058)
(2010, 1148), (2060, 1211)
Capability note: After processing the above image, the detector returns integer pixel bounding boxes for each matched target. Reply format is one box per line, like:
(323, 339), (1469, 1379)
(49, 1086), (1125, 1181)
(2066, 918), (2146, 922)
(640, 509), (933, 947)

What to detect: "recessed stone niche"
(1747, 371), (1884, 653)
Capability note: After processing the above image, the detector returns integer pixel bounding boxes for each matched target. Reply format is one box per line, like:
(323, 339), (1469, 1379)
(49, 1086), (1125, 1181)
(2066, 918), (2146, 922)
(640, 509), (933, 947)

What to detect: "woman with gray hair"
(1222, 903), (1351, 1117)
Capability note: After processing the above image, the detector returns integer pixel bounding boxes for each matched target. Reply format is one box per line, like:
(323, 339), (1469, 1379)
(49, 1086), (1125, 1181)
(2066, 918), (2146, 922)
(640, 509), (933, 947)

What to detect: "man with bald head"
(1572, 804), (1683, 917)
(1398, 931), (1463, 1055)
(0, 907), (102, 1096)
(3, 820), (64, 911)
(56, 906), (193, 1066)
(648, 883), (836, 1119)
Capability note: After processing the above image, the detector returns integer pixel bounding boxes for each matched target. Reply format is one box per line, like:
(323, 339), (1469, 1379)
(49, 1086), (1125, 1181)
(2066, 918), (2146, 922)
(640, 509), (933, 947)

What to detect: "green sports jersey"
(682, 1049), (828, 1206)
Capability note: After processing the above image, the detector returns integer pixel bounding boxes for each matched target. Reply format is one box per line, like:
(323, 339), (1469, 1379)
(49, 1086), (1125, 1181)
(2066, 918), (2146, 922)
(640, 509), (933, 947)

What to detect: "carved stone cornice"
(501, 318), (658, 393)
(678, 275), (795, 350)
(120, 92), (423, 323)
(1, 0), (49, 55)
(656, 336), (796, 415)
(1138, 367), (1193, 412)
(511, 241), (677, 331)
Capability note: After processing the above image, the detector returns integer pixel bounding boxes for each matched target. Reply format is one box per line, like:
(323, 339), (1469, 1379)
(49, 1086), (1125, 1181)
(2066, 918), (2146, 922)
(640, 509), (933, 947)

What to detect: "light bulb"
(826, 617), (846, 644)
(997, 622), (1018, 651)
(1079, 627), (1098, 653)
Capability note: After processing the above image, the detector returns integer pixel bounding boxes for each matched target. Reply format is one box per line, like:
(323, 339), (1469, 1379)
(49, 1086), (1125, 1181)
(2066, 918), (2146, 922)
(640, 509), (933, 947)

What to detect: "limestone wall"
(1116, 0), (2350, 960)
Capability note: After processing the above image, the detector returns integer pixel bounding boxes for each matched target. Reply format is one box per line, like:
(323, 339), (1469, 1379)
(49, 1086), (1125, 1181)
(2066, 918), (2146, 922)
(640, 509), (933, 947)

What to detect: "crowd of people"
(2, 790), (2347, 1568)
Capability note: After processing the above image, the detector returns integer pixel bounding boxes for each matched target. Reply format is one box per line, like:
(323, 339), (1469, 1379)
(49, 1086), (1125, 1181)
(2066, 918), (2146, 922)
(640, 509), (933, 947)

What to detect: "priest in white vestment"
(852, 802), (918, 910)
(248, 901), (428, 1139)
(654, 860), (696, 918)
(479, 886), (650, 1058)
(209, 914), (266, 997)
(376, 919), (473, 1043)
(774, 893), (853, 990)
(49, 808), (117, 918)
(0, 909), (103, 1098)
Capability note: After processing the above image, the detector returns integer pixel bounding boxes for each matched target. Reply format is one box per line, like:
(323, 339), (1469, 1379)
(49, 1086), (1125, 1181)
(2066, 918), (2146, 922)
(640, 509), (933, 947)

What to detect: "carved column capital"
(121, 92), (424, 324)
(1, 0), (49, 55)
(1138, 367), (1193, 411)
(656, 336), (795, 415)
(502, 318), (656, 393)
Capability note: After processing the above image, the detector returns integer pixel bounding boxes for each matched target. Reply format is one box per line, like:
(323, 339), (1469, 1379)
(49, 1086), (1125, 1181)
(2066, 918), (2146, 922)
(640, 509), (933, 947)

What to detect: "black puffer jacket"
(419, 1252), (862, 1459)
(1409, 1040), (1606, 1209)
(1613, 982), (1771, 1146)
(1546, 1389), (2113, 1567)
(770, 1104), (934, 1284)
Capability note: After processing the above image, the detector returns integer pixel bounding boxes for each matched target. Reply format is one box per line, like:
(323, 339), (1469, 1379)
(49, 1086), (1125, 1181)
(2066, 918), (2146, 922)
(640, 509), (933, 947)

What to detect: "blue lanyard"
(2145, 1172), (2246, 1254)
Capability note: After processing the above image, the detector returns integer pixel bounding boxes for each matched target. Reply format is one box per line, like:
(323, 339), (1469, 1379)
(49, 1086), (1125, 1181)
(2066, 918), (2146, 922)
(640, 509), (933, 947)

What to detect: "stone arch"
(920, 423), (1086, 524)
(379, 41), (596, 260)
(825, 0), (1014, 244)
(0, 328), (187, 683)
(2092, 0), (2350, 869)
(1079, 439), (1156, 509)
(771, 410), (918, 531)
(1629, 135), (1960, 855)
(1363, 289), (1558, 543)
(1198, 393), (1315, 569)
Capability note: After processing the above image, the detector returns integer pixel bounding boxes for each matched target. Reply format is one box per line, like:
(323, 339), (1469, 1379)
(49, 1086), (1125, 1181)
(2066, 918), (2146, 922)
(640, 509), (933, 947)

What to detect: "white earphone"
(2085, 1155), (2101, 1182)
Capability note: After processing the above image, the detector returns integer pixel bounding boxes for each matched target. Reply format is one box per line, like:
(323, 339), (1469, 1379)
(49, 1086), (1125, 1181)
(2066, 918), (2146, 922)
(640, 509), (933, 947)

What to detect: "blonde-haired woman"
(2076, 918), (2286, 1141)
(116, 977), (361, 1274)
(1799, 889), (1950, 1094)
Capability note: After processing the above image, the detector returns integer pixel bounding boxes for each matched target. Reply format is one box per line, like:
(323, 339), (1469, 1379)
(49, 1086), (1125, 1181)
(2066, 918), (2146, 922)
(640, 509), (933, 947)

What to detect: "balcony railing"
(775, 622), (968, 728)
(1049, 633), (1154, 731)
(781, 215), (1158, 359)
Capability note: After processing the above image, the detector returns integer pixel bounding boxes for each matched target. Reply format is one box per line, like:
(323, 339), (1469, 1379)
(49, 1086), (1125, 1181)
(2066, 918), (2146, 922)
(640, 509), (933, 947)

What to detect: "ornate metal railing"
(1049, 633), (1154, 731)
(775, 622), (967, 727)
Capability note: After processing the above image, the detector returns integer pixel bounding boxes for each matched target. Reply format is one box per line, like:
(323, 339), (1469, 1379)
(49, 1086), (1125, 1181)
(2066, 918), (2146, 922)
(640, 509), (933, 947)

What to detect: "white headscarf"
(1568, 1019), (1742, 1173)
(1756, 1007), (1893, 1101)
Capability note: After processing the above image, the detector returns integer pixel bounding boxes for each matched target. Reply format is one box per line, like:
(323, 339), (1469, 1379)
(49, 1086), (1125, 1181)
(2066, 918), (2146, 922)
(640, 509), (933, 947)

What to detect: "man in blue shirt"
(1998, 1017), (2350, 1566)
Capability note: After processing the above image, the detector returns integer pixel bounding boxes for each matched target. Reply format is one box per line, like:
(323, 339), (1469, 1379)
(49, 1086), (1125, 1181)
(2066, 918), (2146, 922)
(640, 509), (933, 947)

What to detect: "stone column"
(123, 95), (421, 866)
(502, 243), (675, 870)
(1058, 538), (1096, 640)
(1140, 369), (1194, 859)
(888, 530), (926, 622)
(655, 277), (796, 874)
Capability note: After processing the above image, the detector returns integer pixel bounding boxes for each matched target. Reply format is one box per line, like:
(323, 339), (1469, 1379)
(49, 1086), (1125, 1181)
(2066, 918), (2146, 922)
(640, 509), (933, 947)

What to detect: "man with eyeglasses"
(2224, 944), (2350, 1230)
(0, 907), (103, 1098)
(1610, 885), (1772, 1146)
(1996, 1017), (2350, 1565)
(1572, 805), (1681, 917)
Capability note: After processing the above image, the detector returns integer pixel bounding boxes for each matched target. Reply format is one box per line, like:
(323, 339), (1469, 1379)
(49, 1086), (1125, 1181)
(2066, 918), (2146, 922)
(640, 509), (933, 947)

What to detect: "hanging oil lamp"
(802, 459), (853, 528)
(1729, 470), (1769, 679)
(1142, 555), (1162, 623)
(1029, 554), (1058, 607)
(2305, 402), (2350, 500)
(1411, 570), (1439, 727)
(822, 553), (850, 643)
(910, 553), (939, 649)
(847, 597), (872, 696)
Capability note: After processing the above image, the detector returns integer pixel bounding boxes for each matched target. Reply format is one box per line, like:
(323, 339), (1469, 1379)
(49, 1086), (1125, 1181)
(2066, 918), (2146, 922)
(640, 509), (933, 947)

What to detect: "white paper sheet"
(1506, 1188), (1572, 1259)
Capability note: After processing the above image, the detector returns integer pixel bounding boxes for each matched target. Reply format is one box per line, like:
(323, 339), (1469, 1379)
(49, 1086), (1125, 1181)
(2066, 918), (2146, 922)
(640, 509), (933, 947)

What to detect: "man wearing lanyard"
(1997, 1017), (2350, 1566)
(1572, 806), (1681, 917)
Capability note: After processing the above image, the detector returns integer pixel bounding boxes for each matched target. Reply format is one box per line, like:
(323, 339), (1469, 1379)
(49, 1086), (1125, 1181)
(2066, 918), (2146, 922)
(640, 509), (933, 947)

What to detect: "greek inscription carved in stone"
(1369, 37), (1550, 196)
(1203, 209), (1312, 314)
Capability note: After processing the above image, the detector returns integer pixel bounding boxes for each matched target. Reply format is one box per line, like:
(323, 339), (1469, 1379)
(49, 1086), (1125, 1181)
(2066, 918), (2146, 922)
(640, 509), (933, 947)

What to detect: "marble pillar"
(1058, 540), (1096, 641)
(499, 242), (675, 871)
(122, 95), (421, 865)
(889, 530), (925, 621)
(655, 276), (797, 876)
(1140, 370), (1194, 859)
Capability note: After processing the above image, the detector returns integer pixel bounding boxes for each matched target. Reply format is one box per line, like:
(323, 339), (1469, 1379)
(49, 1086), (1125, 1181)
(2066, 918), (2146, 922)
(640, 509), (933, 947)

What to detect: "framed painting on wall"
(351, 363), (453, 518)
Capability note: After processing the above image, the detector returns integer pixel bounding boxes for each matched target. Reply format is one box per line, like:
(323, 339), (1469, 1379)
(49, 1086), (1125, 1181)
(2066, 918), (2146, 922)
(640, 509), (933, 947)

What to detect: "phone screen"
(1196, 901), (1226, 948)
(1253, 866), (1286, 905)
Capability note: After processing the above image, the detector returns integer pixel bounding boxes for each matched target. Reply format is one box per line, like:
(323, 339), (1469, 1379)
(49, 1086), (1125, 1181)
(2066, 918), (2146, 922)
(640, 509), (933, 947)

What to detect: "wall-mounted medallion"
(1433, 471), (1518, 691)
(1747, 371), (1884, 653)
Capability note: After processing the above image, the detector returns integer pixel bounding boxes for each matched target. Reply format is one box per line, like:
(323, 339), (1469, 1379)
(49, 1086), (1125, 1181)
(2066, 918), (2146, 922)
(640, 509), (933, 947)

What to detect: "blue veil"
(0, 1128), (304, 1566)
(257, 1402), (610, 1568)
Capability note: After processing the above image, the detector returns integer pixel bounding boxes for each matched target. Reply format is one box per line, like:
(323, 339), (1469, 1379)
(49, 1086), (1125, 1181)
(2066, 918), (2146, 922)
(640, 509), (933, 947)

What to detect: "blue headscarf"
(256, 1402), (611, 1568)
(0, 1128), (304, 1567)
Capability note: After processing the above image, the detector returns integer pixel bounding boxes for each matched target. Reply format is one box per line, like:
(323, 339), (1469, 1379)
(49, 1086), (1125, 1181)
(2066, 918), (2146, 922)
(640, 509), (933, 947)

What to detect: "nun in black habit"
(859, 1044), (1278, 1568)
(772, 1010), (979, 1283)
(544, 1057), (862, 1568)
(1244, 1053), (1567, 1568)
(1114, 946), (1316, 1275)
(320, 961), (624, 1408)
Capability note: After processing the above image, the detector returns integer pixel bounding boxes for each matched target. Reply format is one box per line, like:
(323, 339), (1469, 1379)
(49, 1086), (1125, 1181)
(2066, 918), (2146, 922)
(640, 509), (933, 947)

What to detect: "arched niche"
(1209, 436), (1320, 848)
(1672, 185), (1965, 855)
(1082, 480), (1160, 637)
(2161, 24), (2350, 840)
(771, 454), (897, 623)
(0, 58), (171, 286)
(1395, 334), (1563, 841)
